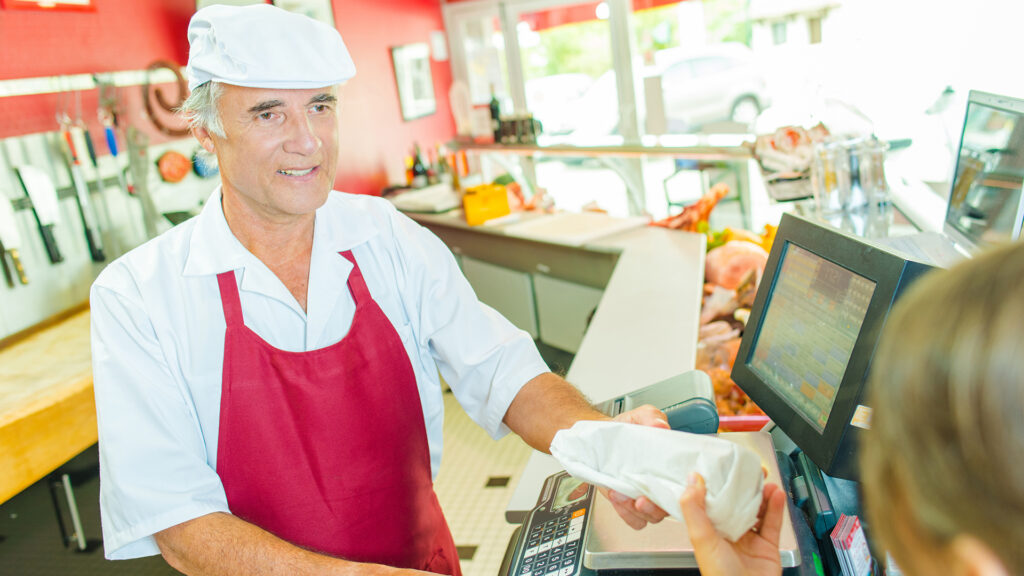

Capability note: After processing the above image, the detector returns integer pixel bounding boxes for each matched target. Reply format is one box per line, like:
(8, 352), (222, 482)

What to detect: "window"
(808, 16), (823, 45)
(771, 21), (787, 45)
(446, 0), (1024, 218)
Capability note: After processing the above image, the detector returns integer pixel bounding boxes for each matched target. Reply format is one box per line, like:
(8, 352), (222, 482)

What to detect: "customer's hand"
(679, 473), (785, 576)
(601, 405), (671, 529)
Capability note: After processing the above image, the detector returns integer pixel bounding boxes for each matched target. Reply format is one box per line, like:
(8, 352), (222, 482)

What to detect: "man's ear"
(949, 535), (1009, 576)
(192, 126), (216, 154)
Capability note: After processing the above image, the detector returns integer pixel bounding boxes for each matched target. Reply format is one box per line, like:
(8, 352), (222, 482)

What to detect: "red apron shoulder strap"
(216, 271), (244, 327)
(339, 250), (372, 304)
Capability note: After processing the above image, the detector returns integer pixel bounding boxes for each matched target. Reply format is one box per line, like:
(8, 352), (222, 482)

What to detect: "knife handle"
(83, 129), (101, 169)
(0, 245), (13, 288)
(39, 224), (63, 264)
(10, 248), (27, 285)
(85, 227), (106, 262)
(105, 126), (119, 157)
(63, 130), (81, 165)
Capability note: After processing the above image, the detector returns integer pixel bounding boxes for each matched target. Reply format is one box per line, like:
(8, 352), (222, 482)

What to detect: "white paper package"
(549, 420), (764, 541)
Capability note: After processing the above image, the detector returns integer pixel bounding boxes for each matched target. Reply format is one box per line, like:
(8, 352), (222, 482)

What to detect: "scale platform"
(583, 431), (801, 571)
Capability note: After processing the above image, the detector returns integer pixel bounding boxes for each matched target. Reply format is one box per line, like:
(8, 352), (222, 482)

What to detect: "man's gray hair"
(179, 81), (225, 138)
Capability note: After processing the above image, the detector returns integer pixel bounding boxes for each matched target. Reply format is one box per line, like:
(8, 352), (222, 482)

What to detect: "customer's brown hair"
(860, 241), (1024, 574)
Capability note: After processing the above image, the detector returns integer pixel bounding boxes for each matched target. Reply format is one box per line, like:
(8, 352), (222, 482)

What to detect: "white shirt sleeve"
(389, 211), (550, 439)
(91, 272), (230, 560)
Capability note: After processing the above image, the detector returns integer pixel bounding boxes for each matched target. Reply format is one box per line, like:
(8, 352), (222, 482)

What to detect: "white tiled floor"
(434, 391), (534, 576)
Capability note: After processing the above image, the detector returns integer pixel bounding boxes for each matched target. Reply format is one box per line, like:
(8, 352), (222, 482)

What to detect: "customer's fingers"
(679, 473), (717, 546)
(757, 483), (786, 546)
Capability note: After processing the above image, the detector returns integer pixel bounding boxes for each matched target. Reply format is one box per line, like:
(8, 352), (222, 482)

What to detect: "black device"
(506, 471), (596, 576)
(731, 212), (935, 481)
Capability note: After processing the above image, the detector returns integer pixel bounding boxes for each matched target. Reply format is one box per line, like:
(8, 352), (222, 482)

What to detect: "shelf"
(448, 133), (755, 162)
(0, 66), (183, 99)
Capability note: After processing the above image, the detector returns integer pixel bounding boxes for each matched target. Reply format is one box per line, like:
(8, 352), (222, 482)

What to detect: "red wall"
(0, 0), (455, 196)
(334, 0), (455, 195)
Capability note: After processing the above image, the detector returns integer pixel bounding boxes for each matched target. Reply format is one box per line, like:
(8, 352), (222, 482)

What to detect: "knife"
(78, 125), (121, 256)
(0, 194), (27, 285)
(125, 126), (161, 239)
(60, 127), (106, 262)
(14, 164), (64, 264)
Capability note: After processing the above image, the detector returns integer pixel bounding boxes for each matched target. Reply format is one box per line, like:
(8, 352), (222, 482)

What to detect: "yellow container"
(463, 184), (510, 226)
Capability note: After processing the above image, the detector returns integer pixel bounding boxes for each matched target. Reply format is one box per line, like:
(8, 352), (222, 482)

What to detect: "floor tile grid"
(434, 391), (534, 576)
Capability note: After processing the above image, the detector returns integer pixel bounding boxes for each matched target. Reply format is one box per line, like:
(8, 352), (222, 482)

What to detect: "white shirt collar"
(182, 186), (379, 278)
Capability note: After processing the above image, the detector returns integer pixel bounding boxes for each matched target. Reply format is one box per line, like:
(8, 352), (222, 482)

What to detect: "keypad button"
(558, 567), (575, 576)
(525, 546), (538, 558)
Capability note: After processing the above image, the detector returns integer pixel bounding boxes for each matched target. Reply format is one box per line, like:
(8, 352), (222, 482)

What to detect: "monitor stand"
(770, 426), (865, 576)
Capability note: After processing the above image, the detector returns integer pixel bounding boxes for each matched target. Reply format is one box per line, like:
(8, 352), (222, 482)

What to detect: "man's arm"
(155, 512), (429, 576)
(501, 372), (608, 452)
(502, 372), (670, 529)
(502, 372), (670, 452)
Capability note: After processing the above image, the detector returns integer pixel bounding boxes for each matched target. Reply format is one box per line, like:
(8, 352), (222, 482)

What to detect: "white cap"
(186, 3), (356, 91)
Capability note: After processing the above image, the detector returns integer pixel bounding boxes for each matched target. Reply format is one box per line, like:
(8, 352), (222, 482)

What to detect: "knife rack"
(6, 175), (122, 213)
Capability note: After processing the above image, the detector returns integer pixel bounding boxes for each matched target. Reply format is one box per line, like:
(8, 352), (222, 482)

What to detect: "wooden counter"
(0, 309), (96, 505)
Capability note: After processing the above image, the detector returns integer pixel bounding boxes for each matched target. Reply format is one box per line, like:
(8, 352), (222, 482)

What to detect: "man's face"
(198, 84), (340, 223)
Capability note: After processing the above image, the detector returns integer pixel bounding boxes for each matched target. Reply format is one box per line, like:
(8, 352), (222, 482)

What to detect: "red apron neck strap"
(339, 250), (371, 303)
(216, 271), (244, 326)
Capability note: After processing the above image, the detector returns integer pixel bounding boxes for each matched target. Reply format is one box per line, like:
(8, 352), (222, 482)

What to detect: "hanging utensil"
(59, 91), (105, 262)
(98, 79), (145, 245)
(125, 125), (161, 239)
(0, 194), (28, 286)
(14, 164), (63, 265)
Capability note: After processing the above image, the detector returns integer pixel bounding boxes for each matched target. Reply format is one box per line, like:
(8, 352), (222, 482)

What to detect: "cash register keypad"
(518, 508), (586, 576)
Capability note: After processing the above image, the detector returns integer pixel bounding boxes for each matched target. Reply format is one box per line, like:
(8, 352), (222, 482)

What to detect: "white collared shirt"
(90, 188), (548, 560)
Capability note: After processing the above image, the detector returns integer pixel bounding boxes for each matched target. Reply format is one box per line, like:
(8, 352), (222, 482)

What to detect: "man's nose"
(283, 114), (321, 155)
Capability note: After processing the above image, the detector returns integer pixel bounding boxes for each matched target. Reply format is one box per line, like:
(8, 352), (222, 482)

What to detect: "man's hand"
(600, 404), (671, 529)
(678, 473), (785, 576)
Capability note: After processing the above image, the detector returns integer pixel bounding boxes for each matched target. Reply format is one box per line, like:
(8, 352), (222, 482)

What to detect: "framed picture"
(195, 0), (265, 9)
(272, 0), (335, 27)
(391, 42), (436, 122)
(2, 0), (94, 10)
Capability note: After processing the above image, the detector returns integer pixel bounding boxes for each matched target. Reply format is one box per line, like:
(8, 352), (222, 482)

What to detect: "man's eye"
(259, 112), (274, 120)
(312, 104), (328, 113)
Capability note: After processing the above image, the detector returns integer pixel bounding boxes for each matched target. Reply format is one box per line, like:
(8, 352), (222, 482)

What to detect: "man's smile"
(277, 166), (318, 177)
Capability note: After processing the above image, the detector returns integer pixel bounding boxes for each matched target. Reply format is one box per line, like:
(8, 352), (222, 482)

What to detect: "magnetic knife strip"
(6, 175), (122, 213)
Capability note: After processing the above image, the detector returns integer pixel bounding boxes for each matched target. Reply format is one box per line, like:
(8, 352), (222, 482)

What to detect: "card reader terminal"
(508, 471), (595, 576)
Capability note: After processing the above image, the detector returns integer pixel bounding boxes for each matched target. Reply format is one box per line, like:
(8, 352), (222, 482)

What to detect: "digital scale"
(501, 433), (804, 576)
(504, 471), (596, 576)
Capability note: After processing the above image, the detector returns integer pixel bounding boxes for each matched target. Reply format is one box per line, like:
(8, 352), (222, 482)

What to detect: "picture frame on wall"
(272, 0), (335, 27)
(195, 0), (264, 9)
(391, 42), (436, 122)
(2, 0), (94, 11)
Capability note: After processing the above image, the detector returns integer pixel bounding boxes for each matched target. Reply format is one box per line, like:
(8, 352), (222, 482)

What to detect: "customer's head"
(861, 241), (1024, 575)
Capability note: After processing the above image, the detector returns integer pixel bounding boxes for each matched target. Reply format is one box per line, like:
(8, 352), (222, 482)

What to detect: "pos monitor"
(731, 213), (935, 481)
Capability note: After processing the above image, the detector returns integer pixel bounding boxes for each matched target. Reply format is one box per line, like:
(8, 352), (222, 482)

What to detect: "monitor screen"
(946, 92), (1024, 249)
(748, 244), (877, 433)
(731, 213), (935, 481)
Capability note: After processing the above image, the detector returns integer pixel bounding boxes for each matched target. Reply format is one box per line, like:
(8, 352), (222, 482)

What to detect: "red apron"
(214, 250), (460, 575)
